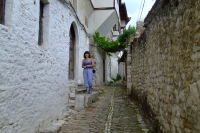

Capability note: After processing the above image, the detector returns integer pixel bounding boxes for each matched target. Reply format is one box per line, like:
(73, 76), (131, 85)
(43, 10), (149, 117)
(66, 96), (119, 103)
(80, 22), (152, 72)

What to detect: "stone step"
(68, 86), (76, 91)
(84, 91), (99, 108)
(74, 91), (99, 111)
(69, 93), (75, 99)
(76, 88), (86, 94)
(76, 85), (86, 94)
(69, 99), (75, 104)
(76, 86), (100, 94)
(75, 94), (85, 111)
(68, 80), (78, 86)
(37, 120), (65, 133)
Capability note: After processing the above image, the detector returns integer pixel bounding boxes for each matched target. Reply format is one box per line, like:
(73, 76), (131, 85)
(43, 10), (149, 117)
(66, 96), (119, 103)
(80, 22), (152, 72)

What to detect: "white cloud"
(122, 0), (155, 27)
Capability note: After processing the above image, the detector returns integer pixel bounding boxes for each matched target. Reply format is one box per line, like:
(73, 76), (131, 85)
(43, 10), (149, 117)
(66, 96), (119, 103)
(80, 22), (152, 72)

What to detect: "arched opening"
(69, 24), (76, 80)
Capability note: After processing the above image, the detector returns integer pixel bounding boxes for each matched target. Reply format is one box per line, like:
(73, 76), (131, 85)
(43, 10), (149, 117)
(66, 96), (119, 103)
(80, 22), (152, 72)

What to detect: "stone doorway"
(69, 24), (75, 80)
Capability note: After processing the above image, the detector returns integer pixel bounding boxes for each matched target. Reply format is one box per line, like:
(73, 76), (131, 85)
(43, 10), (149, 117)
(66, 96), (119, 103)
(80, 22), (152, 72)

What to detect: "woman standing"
(82, 51), (95, 94)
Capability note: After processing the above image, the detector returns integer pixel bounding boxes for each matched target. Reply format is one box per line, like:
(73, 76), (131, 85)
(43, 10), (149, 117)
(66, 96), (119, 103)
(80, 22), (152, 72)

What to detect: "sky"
(122, 0), (156, 28)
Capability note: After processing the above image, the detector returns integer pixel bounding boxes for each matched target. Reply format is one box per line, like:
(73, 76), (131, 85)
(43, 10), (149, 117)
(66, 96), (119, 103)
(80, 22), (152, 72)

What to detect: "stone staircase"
(67, 80), (99, 110)
(37, 81), (99, 133)
(68, 80), (77, 108)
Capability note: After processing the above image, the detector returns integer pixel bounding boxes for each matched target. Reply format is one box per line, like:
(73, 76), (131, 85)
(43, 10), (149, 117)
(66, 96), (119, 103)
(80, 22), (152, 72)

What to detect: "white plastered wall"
(0, 0), (89, 132)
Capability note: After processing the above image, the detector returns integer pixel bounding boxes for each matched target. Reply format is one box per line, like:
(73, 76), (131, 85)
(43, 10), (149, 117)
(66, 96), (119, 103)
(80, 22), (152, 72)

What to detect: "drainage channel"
(104, 87), (116, 133)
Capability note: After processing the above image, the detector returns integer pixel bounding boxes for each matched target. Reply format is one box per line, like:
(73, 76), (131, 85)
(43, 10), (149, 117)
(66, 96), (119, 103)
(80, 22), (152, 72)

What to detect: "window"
(38, 1), (44, 45)
(38, 0), (49, 46)
(0, 0), (5, 24)
(113, 24), (117, 31)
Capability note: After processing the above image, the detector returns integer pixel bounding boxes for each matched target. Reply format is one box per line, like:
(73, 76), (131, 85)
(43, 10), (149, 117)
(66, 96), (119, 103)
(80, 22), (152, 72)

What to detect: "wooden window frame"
(0, 0), (5, 24)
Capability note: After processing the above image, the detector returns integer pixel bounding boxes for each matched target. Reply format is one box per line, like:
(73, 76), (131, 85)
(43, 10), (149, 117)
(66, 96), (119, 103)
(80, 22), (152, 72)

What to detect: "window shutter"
(0, 0), (5, 24)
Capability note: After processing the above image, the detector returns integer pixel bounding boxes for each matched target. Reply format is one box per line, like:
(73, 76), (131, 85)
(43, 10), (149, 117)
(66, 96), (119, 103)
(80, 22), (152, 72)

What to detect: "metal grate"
(0, 0), (5, 24)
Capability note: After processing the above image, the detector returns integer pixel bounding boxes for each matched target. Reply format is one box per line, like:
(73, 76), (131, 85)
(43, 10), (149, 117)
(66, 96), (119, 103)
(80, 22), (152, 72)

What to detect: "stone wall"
(130, 0), (200, 132)
(135, 21), (144, 37)
(0, 0), (89, 132)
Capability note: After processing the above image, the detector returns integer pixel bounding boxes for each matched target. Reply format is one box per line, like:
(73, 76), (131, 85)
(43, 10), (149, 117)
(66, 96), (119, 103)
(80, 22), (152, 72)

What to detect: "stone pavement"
(59, 85), (154, 133)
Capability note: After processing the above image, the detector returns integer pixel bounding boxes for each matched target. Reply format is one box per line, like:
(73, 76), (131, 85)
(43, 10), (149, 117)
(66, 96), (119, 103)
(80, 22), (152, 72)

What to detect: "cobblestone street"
(59, 85), (153, 133)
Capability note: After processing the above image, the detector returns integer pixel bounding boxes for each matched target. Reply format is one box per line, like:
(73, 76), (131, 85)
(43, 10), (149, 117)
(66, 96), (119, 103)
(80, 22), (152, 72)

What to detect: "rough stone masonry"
(128, 0), (200, 133)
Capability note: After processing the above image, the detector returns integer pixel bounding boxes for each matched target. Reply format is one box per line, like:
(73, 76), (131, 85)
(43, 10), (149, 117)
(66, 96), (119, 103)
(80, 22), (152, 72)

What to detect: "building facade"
(0, 0), (129, 132)
(0, 0), (89, 132)
(89, 0), (130, 85)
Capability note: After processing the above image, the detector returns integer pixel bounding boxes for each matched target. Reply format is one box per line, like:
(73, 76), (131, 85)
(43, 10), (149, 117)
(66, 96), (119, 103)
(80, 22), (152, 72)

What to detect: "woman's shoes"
(86, 90), (92, 94)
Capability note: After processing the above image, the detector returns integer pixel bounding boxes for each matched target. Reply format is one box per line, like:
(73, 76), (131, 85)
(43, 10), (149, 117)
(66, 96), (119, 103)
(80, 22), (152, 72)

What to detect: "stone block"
(127, 69), (132, 74)
(75, 95), (85, 111)
(197, 80), (200, 89)
(127, 79), (131, 82)
(69, 87), (76, 92)
(37, 120), (65, 133)
(84, 92), (99, 107)
(194, 32), (200, 40)
(69, 99), (75, 104)
(127, 66), (132, 69)
(126, 75), (131, 79)
(127, 83), (132, 89)
(191, 53), (200, 61)
(127, 57), (131, 62)
(68, 84), (75, 88)
(193, 46), (200, 52)
(69, 93), (75, 99)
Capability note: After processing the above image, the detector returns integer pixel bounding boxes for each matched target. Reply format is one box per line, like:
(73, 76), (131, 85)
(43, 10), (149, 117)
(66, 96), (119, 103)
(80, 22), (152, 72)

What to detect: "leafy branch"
(93, 25), (136, 53)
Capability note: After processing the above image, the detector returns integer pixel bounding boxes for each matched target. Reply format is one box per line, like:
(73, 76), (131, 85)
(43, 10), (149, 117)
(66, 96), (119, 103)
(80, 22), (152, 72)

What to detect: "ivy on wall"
(93, 25), (136, 53)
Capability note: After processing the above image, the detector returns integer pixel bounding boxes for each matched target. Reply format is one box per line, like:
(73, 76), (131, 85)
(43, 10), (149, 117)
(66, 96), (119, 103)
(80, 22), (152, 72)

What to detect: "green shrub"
(116, 74), (121, 81)
(111, 74), (122, 83)
(123, 76), (126, 81)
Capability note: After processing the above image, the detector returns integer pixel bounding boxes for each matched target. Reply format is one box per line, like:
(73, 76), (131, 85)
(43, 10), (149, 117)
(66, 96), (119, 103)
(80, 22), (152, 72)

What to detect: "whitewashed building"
(89, 0), (130, 84)
(0, 0), (129, 132)
(0, 0), (89, 132)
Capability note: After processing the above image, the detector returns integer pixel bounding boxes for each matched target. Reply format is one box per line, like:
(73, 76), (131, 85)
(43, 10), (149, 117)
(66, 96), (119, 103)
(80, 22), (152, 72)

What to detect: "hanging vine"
(93, 25), (136, 53)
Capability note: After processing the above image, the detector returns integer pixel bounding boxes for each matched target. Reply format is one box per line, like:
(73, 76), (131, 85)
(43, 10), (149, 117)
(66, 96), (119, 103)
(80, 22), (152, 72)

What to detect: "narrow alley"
(59, 84), (154, 133)
(1, 0), (200, 133)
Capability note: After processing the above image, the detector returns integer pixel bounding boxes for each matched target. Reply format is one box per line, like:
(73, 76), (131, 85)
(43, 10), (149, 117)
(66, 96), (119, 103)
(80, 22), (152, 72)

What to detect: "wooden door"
(69, 25), (75, 80)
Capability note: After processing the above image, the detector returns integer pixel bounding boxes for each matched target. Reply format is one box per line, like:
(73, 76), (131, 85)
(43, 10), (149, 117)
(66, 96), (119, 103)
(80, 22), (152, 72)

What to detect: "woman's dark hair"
(83, 51), (91, 59)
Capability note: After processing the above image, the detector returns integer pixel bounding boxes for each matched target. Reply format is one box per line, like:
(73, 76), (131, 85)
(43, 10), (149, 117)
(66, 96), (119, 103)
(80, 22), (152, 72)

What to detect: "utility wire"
(138, 0), (146, 21)
(137, 0), (143, 21)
